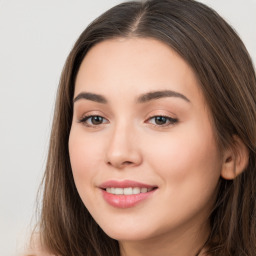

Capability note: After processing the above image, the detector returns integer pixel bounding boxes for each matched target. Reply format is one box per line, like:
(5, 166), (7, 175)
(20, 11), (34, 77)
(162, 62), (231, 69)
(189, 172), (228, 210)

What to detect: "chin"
(104, 229), (152, 241)
(98, 221), (159, 242)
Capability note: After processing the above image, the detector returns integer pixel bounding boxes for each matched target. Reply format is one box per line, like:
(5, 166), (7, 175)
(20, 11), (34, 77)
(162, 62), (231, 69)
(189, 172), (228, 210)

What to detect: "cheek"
(146, 121), (222, 193)
(68, 128), (108, 214)
(68, 128), (103, 189)
(142, 126), (222, 227)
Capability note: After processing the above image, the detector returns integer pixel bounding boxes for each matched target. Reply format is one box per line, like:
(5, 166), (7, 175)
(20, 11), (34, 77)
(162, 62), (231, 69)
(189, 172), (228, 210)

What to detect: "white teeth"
(115, 188), (123, 195)
(105, 187), (153, 195)
(141, 187), (147, 193)
(124, 187), (133, 195)
(133, 187), (140, 194)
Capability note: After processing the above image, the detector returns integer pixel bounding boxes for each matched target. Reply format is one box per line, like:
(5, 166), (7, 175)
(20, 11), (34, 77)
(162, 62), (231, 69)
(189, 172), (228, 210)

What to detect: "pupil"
(92, 116), (103, 125)
(155, 116), (167, 125)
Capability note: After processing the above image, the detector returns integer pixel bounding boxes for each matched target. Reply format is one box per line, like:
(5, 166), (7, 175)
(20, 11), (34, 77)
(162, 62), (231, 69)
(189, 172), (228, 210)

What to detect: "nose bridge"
(105, 117), (142, 168)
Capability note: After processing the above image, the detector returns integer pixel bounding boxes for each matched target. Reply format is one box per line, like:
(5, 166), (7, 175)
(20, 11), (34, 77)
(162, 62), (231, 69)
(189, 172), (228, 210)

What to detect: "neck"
(119, 221), (209, 256)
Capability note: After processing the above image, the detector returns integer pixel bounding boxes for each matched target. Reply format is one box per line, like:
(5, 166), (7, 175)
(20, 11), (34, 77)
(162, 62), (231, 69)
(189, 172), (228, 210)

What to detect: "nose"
(105, 123), (142, 169)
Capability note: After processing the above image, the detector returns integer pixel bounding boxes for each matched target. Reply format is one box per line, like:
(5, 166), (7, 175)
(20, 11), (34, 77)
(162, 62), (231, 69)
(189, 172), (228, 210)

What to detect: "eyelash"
(78, 115), (109, 128)
(146, 115), (178, 127)
(78, 115), (178, 128)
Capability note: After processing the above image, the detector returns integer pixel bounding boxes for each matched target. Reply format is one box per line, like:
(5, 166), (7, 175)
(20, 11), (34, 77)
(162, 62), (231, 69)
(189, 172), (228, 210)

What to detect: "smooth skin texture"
(68, 38), (241, 256)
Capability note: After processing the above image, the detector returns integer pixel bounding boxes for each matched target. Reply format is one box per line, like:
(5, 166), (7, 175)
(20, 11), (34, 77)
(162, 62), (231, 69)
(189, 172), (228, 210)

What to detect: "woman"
(30, 0), (256, 255)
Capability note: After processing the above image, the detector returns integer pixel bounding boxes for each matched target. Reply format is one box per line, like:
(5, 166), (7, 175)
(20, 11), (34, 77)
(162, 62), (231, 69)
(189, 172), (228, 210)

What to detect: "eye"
(79, 115), (109, 127)
(146, 115), (178, 127)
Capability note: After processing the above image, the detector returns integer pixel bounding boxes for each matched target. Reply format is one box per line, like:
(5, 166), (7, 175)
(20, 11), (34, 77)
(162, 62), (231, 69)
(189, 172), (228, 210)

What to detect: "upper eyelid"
(77, 110), (177, 119)
(145, 110), (177, 120)
(75, 102), (179, 116)
(77, 110), (109, 120)
(146, 114), (177, 119)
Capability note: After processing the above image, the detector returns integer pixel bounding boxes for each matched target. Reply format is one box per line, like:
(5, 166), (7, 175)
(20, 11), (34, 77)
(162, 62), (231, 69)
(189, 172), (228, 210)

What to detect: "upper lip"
(99, 180), (157, 189)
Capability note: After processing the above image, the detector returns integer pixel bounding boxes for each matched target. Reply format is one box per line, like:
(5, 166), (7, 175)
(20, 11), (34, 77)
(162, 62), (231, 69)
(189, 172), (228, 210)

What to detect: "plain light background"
(0, 0), (255, 255)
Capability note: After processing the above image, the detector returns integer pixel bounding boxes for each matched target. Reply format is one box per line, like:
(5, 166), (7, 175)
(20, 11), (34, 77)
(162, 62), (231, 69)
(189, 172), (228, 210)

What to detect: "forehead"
(75, 37), (204, 105)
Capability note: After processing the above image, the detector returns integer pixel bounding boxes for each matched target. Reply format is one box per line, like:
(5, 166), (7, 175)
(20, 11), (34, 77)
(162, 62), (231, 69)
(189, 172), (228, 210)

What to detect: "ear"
(221, 136), (249, 180)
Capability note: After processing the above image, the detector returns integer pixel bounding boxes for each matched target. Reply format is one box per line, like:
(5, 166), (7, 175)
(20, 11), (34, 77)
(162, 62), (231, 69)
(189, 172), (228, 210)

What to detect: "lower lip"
(101, 189), (156, 208)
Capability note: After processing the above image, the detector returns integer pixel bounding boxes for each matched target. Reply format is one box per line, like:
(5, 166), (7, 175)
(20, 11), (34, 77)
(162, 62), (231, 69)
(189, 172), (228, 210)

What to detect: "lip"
(99, 180), (158, 208)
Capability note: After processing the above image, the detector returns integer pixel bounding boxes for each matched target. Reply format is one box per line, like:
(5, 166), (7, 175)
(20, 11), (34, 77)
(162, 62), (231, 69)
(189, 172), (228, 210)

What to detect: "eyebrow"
(73, 92), (107, 104)
(137, 90), (190, 103)
(73, 90), (190, 104)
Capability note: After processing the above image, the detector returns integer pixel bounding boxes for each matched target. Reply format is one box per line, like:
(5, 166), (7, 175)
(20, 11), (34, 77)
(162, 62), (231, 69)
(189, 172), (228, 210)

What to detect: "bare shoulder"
(21, 233), (55, 256)
(22, 251), (53, 256)
(22, 247), (54, 256)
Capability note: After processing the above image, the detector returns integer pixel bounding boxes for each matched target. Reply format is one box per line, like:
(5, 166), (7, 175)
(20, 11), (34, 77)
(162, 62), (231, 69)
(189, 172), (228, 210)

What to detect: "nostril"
(107, 160), (134, 167)
(123, 161), (133, 165)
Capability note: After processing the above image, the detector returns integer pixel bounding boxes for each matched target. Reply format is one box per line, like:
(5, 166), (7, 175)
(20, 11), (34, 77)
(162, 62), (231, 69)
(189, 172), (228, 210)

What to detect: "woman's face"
(69, 38), (224, 242)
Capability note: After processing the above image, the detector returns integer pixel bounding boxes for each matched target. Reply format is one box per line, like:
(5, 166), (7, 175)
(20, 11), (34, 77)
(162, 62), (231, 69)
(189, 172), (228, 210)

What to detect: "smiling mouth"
(99, 180), (158, 208)
(101, 185), (158, 208)
(103, 187), (157, 195)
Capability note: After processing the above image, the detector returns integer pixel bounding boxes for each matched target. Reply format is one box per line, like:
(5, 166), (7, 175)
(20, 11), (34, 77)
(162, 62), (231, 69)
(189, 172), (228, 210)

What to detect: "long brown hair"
(36, 0), (256, 255)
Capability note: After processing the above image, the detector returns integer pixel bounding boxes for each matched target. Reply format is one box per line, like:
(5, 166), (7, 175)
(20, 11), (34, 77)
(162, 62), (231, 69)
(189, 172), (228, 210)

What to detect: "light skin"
(68, 37), (247, 256)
